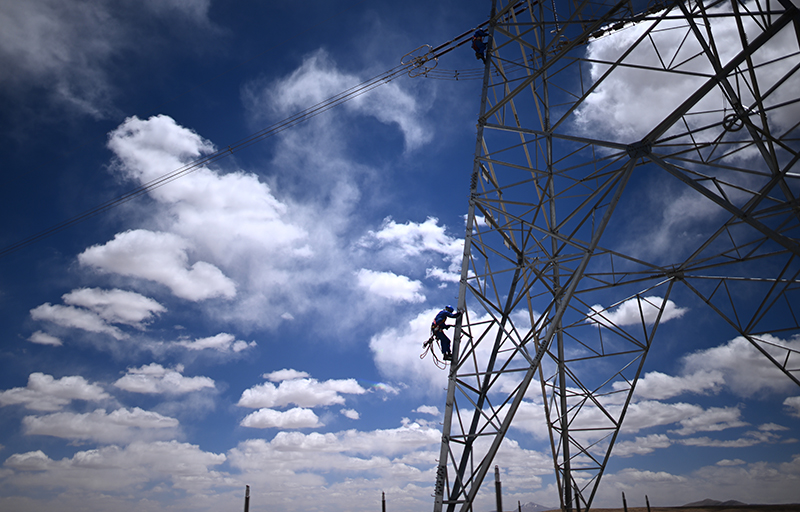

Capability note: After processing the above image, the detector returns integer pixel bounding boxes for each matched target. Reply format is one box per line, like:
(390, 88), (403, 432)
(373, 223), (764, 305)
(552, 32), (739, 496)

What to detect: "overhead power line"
(0, 8), (521, 259)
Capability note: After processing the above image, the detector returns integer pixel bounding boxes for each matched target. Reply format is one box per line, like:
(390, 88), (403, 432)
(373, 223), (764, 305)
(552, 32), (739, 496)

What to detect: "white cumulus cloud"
(240, 407), (322, 429)
(62, 288), (165, 328)
(340, 408), (359, 420)
(356, 269), (425, 303)
(0, 373), (110, 411)
(682, 334), (800, 398)
(114, 363), (215, 395)
(27, 331), (62, 346)
(238, 376), (366, 409)
(588, 295), (688, 328)
(618, 369), (725, 400)
(79, 229), (236, 302)
(265, 369), (310, 381)
(30, 303), (127, 340)
(22, 408), (180, 443)
(3, 440), (227, 496)
(175, 332), (256, 353)
(614, 433), (672, 457)
(784, 396), (800, 418)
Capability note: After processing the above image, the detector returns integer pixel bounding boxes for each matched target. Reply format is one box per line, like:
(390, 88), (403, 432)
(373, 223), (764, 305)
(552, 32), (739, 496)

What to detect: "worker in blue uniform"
(431, 305), (463, 361)
(471, 28), (490, 63)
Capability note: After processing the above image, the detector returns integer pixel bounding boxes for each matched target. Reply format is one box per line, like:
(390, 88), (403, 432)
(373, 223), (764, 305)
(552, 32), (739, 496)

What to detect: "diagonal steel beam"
(457, 157), (636, 512)
(648, 153), (800, 258)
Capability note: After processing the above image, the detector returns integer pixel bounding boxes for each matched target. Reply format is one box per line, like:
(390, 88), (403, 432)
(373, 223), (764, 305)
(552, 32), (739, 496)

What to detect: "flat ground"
(563, 507), (800, 512)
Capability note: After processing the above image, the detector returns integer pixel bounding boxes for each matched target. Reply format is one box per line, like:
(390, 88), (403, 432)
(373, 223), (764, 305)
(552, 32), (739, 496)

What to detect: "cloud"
(414, 405), (440, 416)
(784, 396), (800, 418)
(356, 269), (425, 303)
(510, 398), (751, 447)
(238, 376), (366, 409)
(624, 402), (745, 436)
(107, 115), (310, 264)
(682, 334), (800, 398)
(95, 103), (448, 336)
(594, 455), (800, 506)
(616, 334), (799, 402)
(370, 308), (454, 394)
(571, 1), (800, 264)
(678, 435), (764, 448)
(103, 114), (341, 330)
(265, 369), (310, 381)
(0, 0), (121, 117)
(618, 369), (725, 400)
(575, 3), (800, 143)
(62, 288), (165, 328)
(27, 331), (62, 346)
(175, 332), (256, 353)
(340, 408), (359, 420)
(226, 421), (443, 511)
(231, 421), (440, 464)
(614, 433), (672, 457)
(30, 303), (127, 340)
(0, 373), (110, 411)
(370, 309), (533, 395)
(717, 458), (747, 466)
(22, 408), (179, 444)
(759, 422), (789, 432)
(3, 440), (228, 497)
(669, 406), (749, 436)
(79, 229), (236, 302)
(114, 363), (215, 394)
(0, 0), (214, 117)
(359, 217), (464, 283)
(240, 407), (323, 429)
(141, 0), (212, 22)
(247, 49), (431, 151)
(28, 288), (166, 342)
(588, 295), (688, 328)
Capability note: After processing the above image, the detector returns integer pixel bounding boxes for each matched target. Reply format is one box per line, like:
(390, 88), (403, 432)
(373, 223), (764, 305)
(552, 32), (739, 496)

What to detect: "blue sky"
(0, 1), (798, 511)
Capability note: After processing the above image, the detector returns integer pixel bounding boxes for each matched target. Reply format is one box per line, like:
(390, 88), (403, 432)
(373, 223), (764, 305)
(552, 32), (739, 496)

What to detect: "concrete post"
(495, 465), (503, 512)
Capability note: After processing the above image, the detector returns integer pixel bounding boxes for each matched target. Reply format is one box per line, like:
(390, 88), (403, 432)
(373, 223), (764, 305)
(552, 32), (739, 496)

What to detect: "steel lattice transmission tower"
(433, 1), (800, 511)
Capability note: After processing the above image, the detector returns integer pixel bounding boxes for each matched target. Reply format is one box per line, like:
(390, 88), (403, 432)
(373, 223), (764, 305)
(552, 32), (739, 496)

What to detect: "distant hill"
(492, 501), (553, 512)
(683, 499), (749, 507)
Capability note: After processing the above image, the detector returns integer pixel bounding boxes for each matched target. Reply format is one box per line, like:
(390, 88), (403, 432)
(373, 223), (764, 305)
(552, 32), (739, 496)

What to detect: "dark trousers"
(434, 329), (451, 354)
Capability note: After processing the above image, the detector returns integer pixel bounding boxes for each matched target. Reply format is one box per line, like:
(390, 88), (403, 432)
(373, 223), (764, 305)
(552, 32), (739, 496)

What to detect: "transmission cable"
(0, 2), (531, 259)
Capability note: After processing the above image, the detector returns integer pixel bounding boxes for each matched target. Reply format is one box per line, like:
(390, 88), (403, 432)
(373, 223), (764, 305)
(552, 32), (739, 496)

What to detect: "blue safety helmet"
(444, 305), (454, 313)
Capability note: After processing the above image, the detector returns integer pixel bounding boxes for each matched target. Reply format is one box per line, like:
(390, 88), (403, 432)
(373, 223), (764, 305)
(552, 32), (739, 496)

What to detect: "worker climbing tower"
(434, 0), (800, 511)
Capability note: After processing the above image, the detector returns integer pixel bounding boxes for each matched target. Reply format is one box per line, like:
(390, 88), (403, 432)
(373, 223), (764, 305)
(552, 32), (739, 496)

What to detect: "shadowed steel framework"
(433, 0), (800, 511)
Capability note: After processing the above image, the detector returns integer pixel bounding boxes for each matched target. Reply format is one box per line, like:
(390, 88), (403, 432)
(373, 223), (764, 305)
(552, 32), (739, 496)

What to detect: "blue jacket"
(472, 29), (488, 52)
(432, 308), (459, 330)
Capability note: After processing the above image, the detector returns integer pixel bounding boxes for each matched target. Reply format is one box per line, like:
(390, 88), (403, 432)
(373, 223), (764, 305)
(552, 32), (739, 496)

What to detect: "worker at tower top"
(471, 28), (490, 63)
(431, 305), (463, 361)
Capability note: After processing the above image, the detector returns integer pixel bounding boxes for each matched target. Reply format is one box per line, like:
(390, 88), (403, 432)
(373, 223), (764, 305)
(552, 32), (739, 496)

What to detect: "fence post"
(244, 485), (250, 512)
(382, 491), (386, 512)
(646, 495), (651, 512)
(622, 492), (628, 512)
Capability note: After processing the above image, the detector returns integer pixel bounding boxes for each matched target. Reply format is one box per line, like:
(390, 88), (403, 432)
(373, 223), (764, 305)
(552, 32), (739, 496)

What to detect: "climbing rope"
(421, 333), (448, 370)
